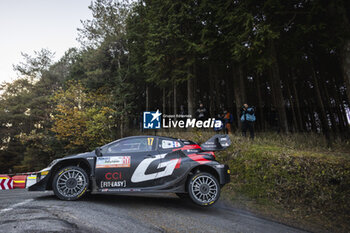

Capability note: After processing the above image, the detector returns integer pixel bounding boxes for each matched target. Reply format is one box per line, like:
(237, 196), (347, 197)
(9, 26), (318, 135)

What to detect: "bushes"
(225, 146), (350, 215)
(212, 134), (350, 232)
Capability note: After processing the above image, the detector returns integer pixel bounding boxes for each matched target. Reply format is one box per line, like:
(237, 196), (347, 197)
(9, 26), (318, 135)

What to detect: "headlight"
(215, 164), (225, 169)
(38, 168), (50, 181)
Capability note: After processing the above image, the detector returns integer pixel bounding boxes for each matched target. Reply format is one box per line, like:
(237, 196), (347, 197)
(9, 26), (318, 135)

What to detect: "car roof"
(101, 135), (182, 148)
(124, 135), (180, 140)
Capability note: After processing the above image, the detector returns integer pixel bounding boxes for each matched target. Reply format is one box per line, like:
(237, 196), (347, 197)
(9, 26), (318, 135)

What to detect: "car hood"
(63, 152), (94, 159)
(45, 152), (95, 169)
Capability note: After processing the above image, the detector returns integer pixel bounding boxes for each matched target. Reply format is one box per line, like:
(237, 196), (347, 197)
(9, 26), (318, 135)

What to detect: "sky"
(0, 0), (93, 83)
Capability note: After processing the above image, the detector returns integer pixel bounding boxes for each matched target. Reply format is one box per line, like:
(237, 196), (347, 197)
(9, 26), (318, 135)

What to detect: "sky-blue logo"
(143, 110), (162, 129)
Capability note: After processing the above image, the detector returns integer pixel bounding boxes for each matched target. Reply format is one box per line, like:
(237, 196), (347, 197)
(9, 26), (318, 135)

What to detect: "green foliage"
(18, 130), (62, 172)
(51, 81), (116, 152)
(222, 142), (350, 232)
(13, 48), (54, 80)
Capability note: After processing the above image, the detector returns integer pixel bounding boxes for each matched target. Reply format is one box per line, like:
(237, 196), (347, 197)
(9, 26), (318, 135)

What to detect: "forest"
(1, 0), (350, 173)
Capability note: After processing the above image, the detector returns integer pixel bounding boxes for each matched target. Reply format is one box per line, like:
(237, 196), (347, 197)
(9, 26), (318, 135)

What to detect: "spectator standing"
(196, 103), (208, 120)
(223, 109), (234, 134)
(179, 104), (186, 115)
(214, 113), (224, 132)
(241, 103), (255, 139)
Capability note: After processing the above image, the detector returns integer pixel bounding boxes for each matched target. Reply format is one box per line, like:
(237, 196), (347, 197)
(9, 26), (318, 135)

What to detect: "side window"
(159, 138), (182, 150)
(107, 137), (155, 153)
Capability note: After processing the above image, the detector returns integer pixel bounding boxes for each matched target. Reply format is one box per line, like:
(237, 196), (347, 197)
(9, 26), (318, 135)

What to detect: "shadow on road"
(29, 191), (311, 233)
(34, 192), (217, 213)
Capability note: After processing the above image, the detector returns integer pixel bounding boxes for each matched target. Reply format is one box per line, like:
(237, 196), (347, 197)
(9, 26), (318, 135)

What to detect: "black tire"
(187, 172), (220, 207)
(176, 193), (189, 199)
(52, 166), (89, 201)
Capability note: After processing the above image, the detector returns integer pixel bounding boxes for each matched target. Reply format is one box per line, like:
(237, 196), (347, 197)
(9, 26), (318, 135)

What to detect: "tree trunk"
(187, 66), (194, 117)
(311, 65), (331, 145)
(173, 80), (177, 116)
(269, 40), (289, 133)
(309, 106), (317, 133)
(214, 66), (221, 115)
(341, 39), (350, 104)
(292, 79), (304, 131)
(255, 74), (265, 131)
(233, 63), (245, 129)
(332, 77), (350, 136)
(145, 85), (149, 111)
(168, 91), (171, 114)
(238, 65), (246, 103)
(120, 100), (127, 138)
(193, 63), (198, 113)
(225, 75), (233, 111)
(209, 63), (215, 118)
(162, 88), (166, 114)
(321, 80), (339, 135)
(287, 84), (298, 132)
(338, 101), (350, 136)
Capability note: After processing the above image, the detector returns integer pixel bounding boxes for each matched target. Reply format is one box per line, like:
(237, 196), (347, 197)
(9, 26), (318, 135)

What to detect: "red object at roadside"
(0, 175), (13, 190)
(12, 175), (27, 189)
(0, 174), (11, 180)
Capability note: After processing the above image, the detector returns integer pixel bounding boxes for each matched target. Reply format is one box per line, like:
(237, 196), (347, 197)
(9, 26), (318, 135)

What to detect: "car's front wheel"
(188, 172), (220, 206)
(52, 166), (89, 201)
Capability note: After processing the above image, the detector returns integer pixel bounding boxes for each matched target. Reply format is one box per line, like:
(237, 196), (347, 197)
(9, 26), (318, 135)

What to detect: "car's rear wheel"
(52, 166), (89, 201)
(188, 172), (220, 206)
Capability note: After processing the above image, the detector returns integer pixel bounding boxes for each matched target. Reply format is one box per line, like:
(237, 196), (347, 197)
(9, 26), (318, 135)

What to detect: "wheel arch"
(185, 165), (220, 192)
(47, 158), (91, 190)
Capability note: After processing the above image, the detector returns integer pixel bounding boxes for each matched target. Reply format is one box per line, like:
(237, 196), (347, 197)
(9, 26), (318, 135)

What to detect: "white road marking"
(0, 198), (33, 213)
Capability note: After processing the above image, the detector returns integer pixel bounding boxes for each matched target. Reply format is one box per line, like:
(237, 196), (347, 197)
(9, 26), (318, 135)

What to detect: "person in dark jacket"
(241, 103), (255, 139)
(196, 103), (208, 120)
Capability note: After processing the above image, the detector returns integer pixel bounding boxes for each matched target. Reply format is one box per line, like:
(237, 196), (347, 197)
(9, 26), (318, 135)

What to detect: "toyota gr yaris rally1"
(29, 134), (231, 206)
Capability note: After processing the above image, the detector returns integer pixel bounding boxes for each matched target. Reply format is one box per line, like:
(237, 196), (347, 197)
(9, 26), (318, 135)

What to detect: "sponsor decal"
(58, 169), (67, 175)
(105, 172), (123, 180)
(77, 187), (87, 198)
(101, 188), (141, 192)
(96, 156), (130, 168)
(100, 180), (127, 188)
(181, 144), (201, 150)
(185, 149), (200, 153)
(143, 110), (162, 129)
(131, 153), (179, 183)
(143, 110), (222, 129)
(162, 140), (181, 149)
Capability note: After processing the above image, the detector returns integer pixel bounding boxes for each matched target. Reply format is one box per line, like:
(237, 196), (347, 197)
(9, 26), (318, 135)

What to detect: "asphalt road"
(0, 189), (308, 233)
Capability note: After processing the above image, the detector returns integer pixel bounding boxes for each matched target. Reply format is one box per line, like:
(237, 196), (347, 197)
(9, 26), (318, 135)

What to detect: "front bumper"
(28, 169), (51, 191)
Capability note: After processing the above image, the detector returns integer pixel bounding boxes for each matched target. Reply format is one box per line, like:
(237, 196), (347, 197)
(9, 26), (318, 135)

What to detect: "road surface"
(0, 189), (308, 233)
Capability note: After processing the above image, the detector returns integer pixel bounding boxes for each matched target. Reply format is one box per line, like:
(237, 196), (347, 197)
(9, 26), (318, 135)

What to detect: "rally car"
(29, 134), (231, 206)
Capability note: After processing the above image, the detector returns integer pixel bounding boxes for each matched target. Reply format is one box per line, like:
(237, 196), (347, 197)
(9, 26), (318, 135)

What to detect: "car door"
(155, 137), (188, 186)
(95, 136), (158, 190)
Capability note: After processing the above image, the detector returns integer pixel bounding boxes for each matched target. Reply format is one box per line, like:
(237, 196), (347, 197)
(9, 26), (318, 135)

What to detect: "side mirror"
(95, 147), (102, 157)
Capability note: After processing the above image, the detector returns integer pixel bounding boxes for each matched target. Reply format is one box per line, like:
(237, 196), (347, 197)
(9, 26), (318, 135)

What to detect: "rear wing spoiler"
(200, 134), (231, 151)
